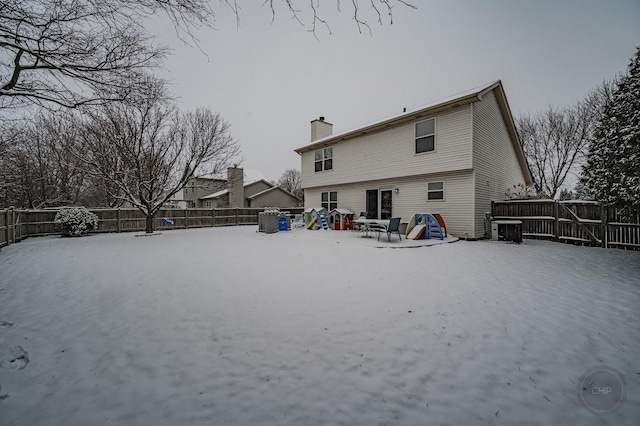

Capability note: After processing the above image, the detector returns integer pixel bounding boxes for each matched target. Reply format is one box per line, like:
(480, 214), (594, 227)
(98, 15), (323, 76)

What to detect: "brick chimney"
(227, 166), (244, 208)
(310, 116), (333, 142)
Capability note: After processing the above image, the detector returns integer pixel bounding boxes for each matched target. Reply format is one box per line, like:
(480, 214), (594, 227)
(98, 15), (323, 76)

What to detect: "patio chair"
(353, 212), (367, 232)
(376, 217), (402, 242)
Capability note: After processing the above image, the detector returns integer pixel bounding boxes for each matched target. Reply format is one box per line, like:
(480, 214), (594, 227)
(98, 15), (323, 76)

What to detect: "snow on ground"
(0, 226), (639, 425)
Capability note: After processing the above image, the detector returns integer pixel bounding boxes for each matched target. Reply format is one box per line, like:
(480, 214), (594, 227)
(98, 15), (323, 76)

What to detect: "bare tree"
(0, 0), (177, 109)
(516, 80), (619, 199)
(277, 168), (303, 199)
(76, 82), (240, 233)
(0, 113), (87, 208)
(516, 98), (599, 199)
(1, 1), (415, 110)
(237, 0), (417, 36)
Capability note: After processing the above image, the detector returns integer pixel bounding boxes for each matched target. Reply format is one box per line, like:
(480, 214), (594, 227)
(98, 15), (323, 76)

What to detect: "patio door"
(380, 190), (393, 219)
(366, 190), (378, 219)
(366, 189), (393, 219)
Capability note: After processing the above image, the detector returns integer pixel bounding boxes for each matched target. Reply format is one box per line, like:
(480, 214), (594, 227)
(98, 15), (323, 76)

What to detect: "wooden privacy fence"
(0, 207), (304, 249)
(492, 200), (640, 250)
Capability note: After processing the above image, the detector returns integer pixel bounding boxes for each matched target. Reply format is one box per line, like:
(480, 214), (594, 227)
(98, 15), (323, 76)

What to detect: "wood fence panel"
(0, 210), (7, 247)
(0, 206), (307, 251)
(493, 201), (639, 250)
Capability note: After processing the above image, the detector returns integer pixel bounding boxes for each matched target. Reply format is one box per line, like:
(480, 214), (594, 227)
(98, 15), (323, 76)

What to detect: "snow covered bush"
(54, 207), (99, 237)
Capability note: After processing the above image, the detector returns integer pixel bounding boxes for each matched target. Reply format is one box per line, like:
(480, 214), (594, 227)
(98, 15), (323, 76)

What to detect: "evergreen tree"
(581, 47), (640, 207)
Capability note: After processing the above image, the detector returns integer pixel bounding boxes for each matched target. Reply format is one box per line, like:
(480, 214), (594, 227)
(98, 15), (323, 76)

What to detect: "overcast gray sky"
(149, 0), (640, 182)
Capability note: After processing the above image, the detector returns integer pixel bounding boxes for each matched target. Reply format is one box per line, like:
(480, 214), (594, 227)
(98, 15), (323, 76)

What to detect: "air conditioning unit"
(491, 220), (523, 243)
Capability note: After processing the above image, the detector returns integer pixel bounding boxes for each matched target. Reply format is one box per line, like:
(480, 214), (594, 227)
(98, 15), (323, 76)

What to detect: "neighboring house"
(181, 177), (228, 208)
(294, 80), (533, 239)
(195, 167), (302, 208)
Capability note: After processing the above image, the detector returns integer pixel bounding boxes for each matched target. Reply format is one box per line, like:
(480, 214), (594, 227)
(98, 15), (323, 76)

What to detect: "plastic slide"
(306, 218), (318, 230)
(408, 224), (425, 240)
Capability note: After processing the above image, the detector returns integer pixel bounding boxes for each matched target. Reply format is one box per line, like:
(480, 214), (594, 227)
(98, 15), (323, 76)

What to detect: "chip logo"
(577, 366), (626, 416)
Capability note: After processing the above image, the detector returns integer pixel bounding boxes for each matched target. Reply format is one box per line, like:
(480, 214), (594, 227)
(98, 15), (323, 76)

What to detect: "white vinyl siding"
(300, 104), (472, 188)
(472, 91), (527, 238)
(304, 170), (474, 237)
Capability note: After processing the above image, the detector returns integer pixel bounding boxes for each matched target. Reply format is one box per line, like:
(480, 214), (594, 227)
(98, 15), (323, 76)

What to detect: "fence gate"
(491, 200), (639, 250)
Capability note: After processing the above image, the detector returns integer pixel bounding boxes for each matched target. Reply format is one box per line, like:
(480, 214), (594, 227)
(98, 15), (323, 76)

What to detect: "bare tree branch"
(73, 80), (240, 232)
(516, 92), (603, 199)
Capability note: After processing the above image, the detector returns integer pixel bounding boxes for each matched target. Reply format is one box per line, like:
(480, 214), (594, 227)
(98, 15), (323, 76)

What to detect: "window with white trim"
(205, 200), (212, 208)
(314, 147), (333, 172)
(427, 181), (444, 201)
(321, 191), (337, 211)
(415, 118), (435, 154)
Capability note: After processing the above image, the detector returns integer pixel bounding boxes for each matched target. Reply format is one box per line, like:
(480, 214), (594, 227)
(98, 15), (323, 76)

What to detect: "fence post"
(553, 201), (559, 242)
(185, 208), (189, 229)
(116, 208), (121, 233)
(212, 208), (216, 228)
(601, 205), (607, 249)
(5, 209), (10, 246)
(10, 208), (15, 244)
(235, 208), (239, 226)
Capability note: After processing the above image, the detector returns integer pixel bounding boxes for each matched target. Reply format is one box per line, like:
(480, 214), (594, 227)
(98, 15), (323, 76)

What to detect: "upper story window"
(427, 181), (445, 201)
(415, 118), (435, 154)
(315, 147), (333, 172)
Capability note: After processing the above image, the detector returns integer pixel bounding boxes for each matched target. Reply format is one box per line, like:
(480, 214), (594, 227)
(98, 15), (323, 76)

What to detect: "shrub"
(54, 207), (99, 237)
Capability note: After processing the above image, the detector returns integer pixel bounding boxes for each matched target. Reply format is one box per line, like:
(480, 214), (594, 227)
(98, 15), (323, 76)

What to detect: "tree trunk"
(145, 213), (154, 233)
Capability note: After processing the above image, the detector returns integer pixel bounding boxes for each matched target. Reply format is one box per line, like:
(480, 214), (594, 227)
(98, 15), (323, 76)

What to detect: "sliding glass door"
(366, 189), (393, 219)
(380, 190), (392, 219)
(366, 190), (378, 219)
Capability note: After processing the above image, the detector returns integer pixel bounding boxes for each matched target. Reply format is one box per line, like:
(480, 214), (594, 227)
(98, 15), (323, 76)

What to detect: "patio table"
(353, 218), (390, 238)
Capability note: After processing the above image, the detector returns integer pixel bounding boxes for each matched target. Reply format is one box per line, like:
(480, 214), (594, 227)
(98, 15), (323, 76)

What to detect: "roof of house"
(294, 80), (532, 184)
(200, 188), (230, 200)
(198, 179), (275, 200)
(247, 186), (301, 200)
(329, 208), (354, 215)
(303, 207), (327, 213)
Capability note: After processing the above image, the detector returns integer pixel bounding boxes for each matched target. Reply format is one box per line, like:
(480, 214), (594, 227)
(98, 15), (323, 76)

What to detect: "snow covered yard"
(0, 226), (639, 425)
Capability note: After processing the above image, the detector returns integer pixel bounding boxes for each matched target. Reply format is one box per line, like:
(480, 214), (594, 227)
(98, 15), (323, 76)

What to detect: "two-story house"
(175, 167), (302, 209)
(294, 81), (533, 239)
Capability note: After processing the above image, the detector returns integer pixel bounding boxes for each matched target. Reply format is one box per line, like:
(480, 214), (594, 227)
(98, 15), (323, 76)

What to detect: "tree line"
(1, 79), (239, 232)
(1, 1), (412, 232)
(515, 47), (639, 210)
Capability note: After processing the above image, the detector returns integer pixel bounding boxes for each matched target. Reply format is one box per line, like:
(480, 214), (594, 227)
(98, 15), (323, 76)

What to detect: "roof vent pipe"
(319, 116), (325, 121)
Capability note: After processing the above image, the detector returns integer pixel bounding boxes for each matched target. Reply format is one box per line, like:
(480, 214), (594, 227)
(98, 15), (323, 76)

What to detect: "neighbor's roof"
(330, 208), (354, 215)
(247, 186), (301, 200)
(199, 179), (275, 200)
(200, 188), (229, 199)
(303, 207), (327, 213)
(294, 80), (532, 184)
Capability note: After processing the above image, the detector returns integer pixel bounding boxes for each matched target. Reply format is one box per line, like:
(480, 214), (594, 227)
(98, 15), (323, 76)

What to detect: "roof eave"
(488, 82), (534, 185)
(294, 92), (483, 154)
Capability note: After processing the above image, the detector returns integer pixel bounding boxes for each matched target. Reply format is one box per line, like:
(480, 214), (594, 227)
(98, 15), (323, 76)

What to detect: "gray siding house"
(294, 81), (533, 239)
(198, 167), (301, 208)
